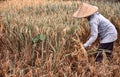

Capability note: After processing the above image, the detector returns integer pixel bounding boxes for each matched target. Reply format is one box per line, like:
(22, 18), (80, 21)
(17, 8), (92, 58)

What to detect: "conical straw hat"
(73, 3), (98, 18)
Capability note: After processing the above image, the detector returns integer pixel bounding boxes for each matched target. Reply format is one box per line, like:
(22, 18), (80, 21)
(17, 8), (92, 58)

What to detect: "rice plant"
(0, 0), (120, 77)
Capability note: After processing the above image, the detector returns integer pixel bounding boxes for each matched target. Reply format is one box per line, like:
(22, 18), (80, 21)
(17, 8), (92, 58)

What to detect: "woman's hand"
(84, 43), (90, 50)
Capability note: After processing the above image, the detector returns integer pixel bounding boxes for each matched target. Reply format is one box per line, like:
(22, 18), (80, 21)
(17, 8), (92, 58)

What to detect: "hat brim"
(73, 3), (98, 18)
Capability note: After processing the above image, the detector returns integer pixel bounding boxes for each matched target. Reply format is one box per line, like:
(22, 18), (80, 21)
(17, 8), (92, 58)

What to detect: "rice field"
(0, 0), (120, 77)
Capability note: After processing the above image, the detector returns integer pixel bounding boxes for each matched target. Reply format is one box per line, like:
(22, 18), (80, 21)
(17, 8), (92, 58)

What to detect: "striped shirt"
(84, 12), (118, 48)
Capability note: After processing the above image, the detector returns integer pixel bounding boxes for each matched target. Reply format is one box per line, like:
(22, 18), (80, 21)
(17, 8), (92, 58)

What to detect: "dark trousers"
(95, 42), (114, 62)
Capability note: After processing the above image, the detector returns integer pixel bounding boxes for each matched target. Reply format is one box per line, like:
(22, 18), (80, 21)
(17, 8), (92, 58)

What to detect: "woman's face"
(86, 16), (91, 21)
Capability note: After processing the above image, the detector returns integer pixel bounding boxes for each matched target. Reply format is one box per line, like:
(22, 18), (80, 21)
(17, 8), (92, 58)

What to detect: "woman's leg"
(95, 42), (114, 62)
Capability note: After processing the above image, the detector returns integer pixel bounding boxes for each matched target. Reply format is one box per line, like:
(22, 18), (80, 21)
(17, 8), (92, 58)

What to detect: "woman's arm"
(84, 22), (98, 48)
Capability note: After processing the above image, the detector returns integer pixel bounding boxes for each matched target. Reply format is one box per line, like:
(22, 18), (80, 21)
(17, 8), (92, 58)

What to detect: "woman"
(73, 3), (118, 62)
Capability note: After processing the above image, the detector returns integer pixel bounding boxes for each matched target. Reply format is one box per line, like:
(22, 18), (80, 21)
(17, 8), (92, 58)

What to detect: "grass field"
(0, 0), (120, 77)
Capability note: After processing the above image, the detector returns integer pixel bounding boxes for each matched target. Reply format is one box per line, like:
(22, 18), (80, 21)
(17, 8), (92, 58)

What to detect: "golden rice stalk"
(43, 54), (53, 72)
(63, 26), (70, 36)
(0, 16), (4, 36)
(71, 38), (88, 61)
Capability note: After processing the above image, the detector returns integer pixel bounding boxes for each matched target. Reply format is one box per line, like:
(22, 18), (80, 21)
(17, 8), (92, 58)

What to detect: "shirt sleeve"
(84, 21), (98, 48)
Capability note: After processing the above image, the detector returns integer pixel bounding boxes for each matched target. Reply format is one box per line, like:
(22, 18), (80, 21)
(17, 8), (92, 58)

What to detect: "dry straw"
(0, 0), (120, 77)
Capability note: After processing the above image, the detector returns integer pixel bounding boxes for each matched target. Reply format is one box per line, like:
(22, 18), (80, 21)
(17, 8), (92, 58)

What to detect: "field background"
(0, 0), (120, 77)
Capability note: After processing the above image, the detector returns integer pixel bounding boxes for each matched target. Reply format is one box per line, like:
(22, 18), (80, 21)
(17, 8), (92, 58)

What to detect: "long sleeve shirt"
(84, 12), (118, 48)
